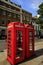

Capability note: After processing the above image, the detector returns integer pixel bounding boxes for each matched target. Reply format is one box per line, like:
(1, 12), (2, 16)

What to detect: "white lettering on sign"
(15, 25), (24, 28)
(7, 25), (13, 28)
(28, 27), (33, 29)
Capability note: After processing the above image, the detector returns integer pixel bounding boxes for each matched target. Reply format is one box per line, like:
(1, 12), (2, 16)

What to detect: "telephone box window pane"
(29, 32), (32, 37)
(7, 30), (11, 57)
(29, 32), (33, 51)
(29, 41), (33, 51)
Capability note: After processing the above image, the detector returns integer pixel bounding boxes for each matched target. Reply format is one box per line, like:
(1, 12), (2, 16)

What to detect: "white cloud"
(31, 0), (43, 9)
(31, 3), (38, 9)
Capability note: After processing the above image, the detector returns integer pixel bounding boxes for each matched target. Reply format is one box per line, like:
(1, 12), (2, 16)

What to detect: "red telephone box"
(25, 24), (34, 58)
(6, 22), (25, 65)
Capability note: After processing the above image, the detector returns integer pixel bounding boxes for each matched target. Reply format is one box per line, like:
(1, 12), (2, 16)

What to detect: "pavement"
(0, 40), (6, 52)
(0, 38), (43, 65)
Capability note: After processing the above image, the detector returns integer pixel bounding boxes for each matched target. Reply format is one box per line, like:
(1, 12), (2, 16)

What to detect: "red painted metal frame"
(7, 22), (25, 65)
(25, 24), (34, 58)
(6, 22), (35, 65)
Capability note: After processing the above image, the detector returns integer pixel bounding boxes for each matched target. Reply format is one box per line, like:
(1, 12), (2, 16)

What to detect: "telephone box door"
(28, 29), (34, 57)
(14, 23), (25, 64)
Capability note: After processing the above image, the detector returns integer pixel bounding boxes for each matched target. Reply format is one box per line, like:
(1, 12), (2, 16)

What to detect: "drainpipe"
(20, 8), (22, 23)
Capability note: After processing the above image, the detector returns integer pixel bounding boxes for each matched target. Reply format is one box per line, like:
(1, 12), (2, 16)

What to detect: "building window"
(0, 1), (2, 5)
(16, 14), (20, 19)
(11, 13), (14, 18)
(0, 21), (2, 26)
(8, 20), (11, 24)
(22, 14), (25, 20)
(2, 20), (4, 24)
(1, 20), (6, 26)
(6, 4), (11, 9)
(25, 16), (29, 21)
(7, 12), (11, 17)
(6, 20), (10, 26)
(8, 13), (11, 17)
(2, 11), (6, 15)
(17, 15), (20, 19)
(14, 14), (16, 18)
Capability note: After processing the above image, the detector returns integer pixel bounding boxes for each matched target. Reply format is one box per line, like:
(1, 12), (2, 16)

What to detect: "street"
(0, 38), (43, 65)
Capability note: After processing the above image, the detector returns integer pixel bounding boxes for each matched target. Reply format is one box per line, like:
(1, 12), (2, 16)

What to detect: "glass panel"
(7, 30), (11, 57)
(29, 32), (33, 51)
(16, 30), (23, 59)
(29, 39), (33, 51)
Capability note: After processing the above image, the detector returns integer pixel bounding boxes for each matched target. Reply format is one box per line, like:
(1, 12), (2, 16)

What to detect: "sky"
(11, 0), (43, 16)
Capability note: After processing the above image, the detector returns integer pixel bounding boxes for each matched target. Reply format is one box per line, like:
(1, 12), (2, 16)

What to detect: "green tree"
(37, 3), (43, 28)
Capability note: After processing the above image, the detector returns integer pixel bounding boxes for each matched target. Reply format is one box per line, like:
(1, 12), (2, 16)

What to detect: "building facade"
(22, 9), (32, 24)
(32, 17), (40, 37)
(0, 0), (32, 39)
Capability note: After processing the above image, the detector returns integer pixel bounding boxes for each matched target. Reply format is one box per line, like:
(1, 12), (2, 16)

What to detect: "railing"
(0, 5), (20, 14)
(1, 0), (21, 9)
